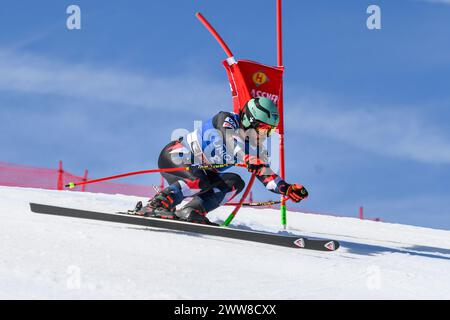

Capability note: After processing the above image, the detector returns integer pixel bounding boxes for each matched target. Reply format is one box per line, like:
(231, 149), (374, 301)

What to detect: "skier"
(135, 97), (308, 224)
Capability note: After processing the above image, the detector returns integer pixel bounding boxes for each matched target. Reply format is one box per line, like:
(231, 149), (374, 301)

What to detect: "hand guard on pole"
(284, 184), (308, 203)
(243, 155), (269, 176)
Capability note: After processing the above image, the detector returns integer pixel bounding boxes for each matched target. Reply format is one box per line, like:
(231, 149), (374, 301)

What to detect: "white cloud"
(2, 49), (450, 166)
(430, 0), (450, 3)
(359, 194), (450, 229)
(286, 97), (450, 165)
(0, 50), (228, 115)
(420, 0), (450, 4)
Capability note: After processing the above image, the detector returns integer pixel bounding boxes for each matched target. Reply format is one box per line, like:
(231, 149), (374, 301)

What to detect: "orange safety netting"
(0, 161), (156, 198)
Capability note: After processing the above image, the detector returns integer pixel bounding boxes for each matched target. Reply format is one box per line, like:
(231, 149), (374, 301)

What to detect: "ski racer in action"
(134, 97), (308, 224)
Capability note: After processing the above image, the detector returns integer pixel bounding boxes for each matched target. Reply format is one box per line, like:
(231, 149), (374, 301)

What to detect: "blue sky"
(0, 0), (449, 229)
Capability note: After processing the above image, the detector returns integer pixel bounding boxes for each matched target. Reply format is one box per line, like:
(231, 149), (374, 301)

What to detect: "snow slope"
(0, 186), (449, 299)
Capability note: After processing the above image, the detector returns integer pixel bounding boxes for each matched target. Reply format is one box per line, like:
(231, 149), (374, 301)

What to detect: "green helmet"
(241, 97), (279, 132)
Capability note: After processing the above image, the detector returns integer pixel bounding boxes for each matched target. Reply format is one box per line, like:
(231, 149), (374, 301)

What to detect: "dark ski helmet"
(241, 97), (279, 135)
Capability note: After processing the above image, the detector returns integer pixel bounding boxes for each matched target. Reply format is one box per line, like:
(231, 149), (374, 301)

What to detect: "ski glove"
(285, 184), (309, 203)
(244, 155), (269, 176)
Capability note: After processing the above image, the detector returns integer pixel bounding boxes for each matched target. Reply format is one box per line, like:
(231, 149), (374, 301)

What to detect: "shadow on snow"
(127, 224), (450, 261)
(340, 241), (450, 261)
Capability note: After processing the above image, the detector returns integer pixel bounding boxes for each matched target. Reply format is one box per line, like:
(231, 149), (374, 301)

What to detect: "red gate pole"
(222, 174), (256, 226)
(66, 164), (244, 189)
(82, 170), (88, 192)
(196, 12), (256, 225)
(57, 161), (63, 191)
(277, 0), (288, 229)
(160, 175), (165, 191)
(195, 13), (234, 58)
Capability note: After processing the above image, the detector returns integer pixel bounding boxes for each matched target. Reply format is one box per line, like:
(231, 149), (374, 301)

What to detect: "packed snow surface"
(0, 186), (449, 299)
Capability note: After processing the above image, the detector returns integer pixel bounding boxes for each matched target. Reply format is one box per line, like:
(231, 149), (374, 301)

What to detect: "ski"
(29, 203), (340, 251)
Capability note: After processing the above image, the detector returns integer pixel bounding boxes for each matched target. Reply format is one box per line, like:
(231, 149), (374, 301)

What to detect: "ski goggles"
(256, 122), (277, 136)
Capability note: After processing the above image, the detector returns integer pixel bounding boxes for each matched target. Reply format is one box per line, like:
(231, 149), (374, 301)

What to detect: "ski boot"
(176, 198), (218, 226)
(131, 188), (180, 220)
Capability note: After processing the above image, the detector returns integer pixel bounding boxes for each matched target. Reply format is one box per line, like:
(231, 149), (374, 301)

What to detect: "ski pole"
(222, 195), (291, 227)
(225, 196), (290, 208)
(224, 200), (282, 207)
(65, 163), (244, 189)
